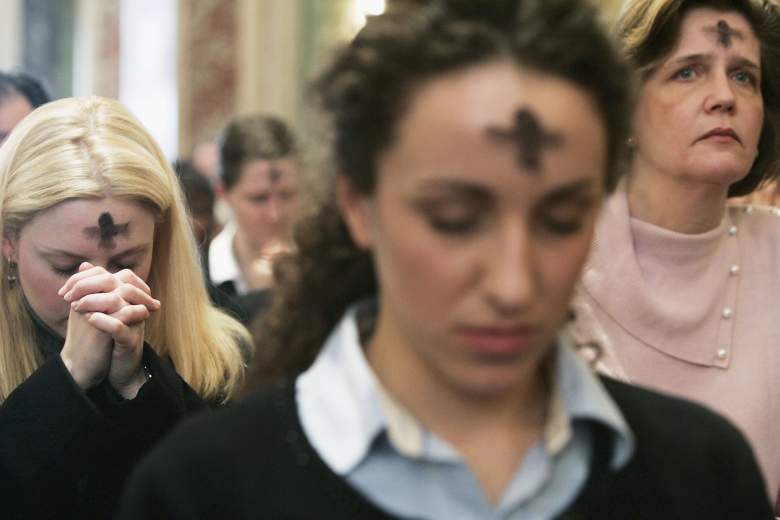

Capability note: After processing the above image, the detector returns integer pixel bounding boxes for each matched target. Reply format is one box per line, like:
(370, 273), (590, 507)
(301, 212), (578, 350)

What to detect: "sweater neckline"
(581, 188), (741, 368)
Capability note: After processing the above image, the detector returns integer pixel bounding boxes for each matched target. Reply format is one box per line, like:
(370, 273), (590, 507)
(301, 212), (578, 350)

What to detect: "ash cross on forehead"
(84, 212), (130, 249)
(269, 165), (282, 184)
(705, 20), (743, 48)
(486, 107), (564, 173)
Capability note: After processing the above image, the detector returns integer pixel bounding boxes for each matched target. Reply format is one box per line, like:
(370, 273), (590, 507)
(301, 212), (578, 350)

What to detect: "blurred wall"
(3, 0), (626, 158)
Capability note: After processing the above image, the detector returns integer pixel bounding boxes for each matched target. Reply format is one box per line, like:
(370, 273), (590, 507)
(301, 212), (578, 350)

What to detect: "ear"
(336, 175), (374, 250)
(2, 235), (17, 262)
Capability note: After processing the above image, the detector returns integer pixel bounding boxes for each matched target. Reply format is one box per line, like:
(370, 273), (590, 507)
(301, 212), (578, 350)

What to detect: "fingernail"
(64, 291), (73, 301)
(57, 287), (66, 296)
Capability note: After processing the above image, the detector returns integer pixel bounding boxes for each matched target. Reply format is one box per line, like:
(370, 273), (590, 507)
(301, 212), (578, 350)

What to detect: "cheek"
(643, 102), (683, 142)
(636, 87), (694, 150)
(375, 221), (473, 322)
(17, 261), (69, 320)
(537, 233), (592, 308)
(745, 103), (764, 148)
(133, 250), (155, 283)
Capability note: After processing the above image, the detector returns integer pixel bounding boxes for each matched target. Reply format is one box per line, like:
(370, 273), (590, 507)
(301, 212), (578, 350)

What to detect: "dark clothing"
(202, 247), (273, 327)
(206, 280), (249, 323)
(117, 377), (773, 519)
(0, 317), (207, 520)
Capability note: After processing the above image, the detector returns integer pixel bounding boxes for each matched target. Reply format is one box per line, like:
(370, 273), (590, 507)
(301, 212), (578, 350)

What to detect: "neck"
(627, 164), (728, 234)
(232, 228), (262, 260)
(365, 309), (548, 503)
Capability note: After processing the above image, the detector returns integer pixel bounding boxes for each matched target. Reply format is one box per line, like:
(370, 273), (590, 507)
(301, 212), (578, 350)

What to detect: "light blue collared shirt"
(297, 303), (634, 519)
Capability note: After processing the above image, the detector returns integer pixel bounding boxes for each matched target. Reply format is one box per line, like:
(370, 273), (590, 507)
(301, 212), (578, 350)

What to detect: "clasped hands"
(58, 262), (160, 399)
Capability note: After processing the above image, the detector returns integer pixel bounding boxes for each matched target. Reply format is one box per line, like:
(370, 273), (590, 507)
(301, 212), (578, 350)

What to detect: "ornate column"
(178, 0), (238, 156)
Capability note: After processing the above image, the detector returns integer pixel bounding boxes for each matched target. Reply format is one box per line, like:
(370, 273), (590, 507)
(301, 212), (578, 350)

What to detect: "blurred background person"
(191, 140), (233, 225)
(174, 159), (219, 251)
(173, 158), (247, 323)
(209, 114), (302, 320)
(0, 70), (50, 144)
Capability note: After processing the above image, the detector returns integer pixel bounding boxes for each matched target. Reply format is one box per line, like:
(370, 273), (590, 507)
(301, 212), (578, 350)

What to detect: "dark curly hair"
(245, 0), (634, 391)
(617, 0), (780, 197)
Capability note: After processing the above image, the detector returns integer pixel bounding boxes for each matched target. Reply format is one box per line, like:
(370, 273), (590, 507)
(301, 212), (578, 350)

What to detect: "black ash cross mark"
(269, 165), (282, 184)
(84, 212), (130, 249)
(705, 20), (743, 48)
(486, 108), (564, 173)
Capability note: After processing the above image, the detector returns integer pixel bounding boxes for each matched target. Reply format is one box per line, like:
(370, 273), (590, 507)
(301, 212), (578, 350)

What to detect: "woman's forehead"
(379, 62), (607, 189)
(671, 8), (760, 61)
(23, 198), (155, 246)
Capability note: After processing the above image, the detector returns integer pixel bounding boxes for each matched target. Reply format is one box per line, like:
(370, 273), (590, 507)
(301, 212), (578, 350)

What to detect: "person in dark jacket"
(117, 0), (772, 518)
(0, 96), (250, 519)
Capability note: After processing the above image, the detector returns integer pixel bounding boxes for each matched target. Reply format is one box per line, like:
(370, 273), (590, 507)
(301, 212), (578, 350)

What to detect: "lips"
(456, 324), (540, 357)
(698, 127), (741, 144)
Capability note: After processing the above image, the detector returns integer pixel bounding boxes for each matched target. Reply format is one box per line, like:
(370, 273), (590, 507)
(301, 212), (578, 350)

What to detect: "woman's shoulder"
(601, 376), (767, 490)
(117, 379), (399, 519)
(728, 203), (780, 233)
(127, 379), (298, 479)
(577, 377), (773, 516)
(602, 375), (747, 443)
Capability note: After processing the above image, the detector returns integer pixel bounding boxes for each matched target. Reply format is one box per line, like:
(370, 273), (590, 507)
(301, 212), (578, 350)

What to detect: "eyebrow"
(540, 178), (599, 205)
(414, 177), (598, 201)
(415, 180), (493, 200)
(39, 245), (148, 262)
(667, 53), (760, 72)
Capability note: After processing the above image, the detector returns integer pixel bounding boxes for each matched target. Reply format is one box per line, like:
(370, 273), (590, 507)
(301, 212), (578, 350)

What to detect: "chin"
(448, 363), (539, 401)
(690, 157), (753, 186)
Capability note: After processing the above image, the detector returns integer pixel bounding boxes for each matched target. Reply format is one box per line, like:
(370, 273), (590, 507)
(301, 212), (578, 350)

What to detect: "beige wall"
(178, 0), (238, 155)
(6, 0), (630, 158)
(175, 0), (629, 158)
(236, 0), (303, 123)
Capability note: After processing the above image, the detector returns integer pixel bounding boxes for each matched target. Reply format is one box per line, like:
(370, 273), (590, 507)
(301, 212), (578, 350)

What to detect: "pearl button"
(729, 265), (740, 276)
(744, 205), (754, 214)
(717, 348), (728, 360)
(722, 308), (733, 319)
(728, 225), (738, 236)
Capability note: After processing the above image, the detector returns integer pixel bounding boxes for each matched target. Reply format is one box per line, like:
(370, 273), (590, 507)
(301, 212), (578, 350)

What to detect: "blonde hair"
(0, 96), (251, 402)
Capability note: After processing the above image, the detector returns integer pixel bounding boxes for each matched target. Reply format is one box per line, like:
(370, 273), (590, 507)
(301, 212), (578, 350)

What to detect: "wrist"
(113, 364), (152, 400)
(60, 352), (102, 390)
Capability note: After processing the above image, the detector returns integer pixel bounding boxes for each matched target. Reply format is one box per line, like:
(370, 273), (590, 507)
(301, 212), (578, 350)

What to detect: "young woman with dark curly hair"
(117, 0), (772, 517)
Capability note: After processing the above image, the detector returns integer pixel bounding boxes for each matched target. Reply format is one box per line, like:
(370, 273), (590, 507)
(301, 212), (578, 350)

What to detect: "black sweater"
(117, 377), (773, 519)
(0, 319), (207, 520)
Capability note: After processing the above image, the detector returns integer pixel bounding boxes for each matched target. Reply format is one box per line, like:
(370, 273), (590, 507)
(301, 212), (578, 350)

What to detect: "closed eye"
(51, 264), (80, 277)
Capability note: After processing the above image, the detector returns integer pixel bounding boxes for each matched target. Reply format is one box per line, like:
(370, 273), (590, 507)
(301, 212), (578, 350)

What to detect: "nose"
(704, 70), (736, 114)
(482, 222), (537, 315)
(267, 198), (281, 223)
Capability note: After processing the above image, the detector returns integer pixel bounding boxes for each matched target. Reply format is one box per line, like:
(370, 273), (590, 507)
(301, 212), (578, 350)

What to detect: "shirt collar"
(556, 334), (635, 469)
(297, 302), (635, 474)
(207, 222), (248, 293)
